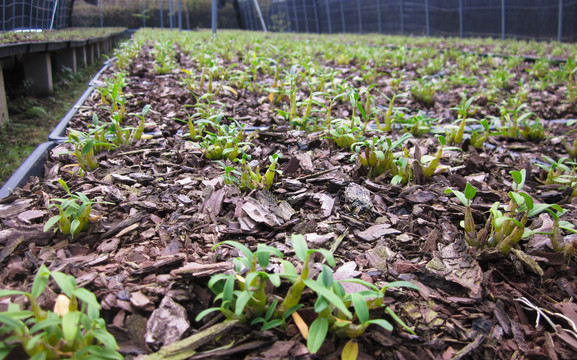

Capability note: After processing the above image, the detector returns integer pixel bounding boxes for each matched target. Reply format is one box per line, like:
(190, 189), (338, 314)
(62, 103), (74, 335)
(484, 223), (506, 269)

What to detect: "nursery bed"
(1, 29), (577, 359)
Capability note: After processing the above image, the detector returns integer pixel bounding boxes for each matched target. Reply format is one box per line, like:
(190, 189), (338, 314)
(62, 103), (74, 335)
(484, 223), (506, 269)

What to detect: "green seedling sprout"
(448, 94), (477, 145)
(446, 182), (480, 247)
(44, 180), (112, 238)
(0, 264), (122, 359)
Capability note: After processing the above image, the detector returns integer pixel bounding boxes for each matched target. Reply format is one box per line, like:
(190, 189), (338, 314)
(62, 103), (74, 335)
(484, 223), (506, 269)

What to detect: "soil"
(1, 30), (577, 359)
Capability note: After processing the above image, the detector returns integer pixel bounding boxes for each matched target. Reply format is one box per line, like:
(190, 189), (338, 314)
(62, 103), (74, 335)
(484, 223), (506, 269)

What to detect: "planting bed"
(2, 29), (577, 359)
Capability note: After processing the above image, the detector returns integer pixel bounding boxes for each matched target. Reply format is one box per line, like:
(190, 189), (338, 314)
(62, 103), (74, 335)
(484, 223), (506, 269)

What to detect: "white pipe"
(49, 0), (59, 30)
(251, 0), (267, 32)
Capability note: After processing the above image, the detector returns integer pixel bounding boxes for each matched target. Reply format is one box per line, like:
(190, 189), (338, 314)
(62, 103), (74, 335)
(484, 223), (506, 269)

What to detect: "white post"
(251, 0), (267, 32)
(49, 0), (59, 30)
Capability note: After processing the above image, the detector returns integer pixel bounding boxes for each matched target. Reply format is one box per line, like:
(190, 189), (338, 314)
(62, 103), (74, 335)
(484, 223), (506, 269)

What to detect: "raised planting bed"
(1, 29), (577, 359)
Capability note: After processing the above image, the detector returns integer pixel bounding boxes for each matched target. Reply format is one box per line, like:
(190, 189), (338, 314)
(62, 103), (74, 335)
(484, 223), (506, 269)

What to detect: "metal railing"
(1, 0), (71, 31)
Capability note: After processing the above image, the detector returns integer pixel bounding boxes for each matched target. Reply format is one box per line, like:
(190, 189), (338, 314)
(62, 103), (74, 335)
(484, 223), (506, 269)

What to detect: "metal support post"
(169, 0), (173, 29)
(50, 0), (59, 30)
(160, 0), (164, 28)
(425, 0), (430, 36)
(292, 0), (300, 32)
(284, 0), (292, 32)
(558, 0), (563, 42)
(459, 0), (463, 38)
(212, 0), (217, 36)
(99, 0), (103, 27)
(252, 0), (268, 31)
(142, 0), (146, 27)
(358, 0), (362, 34)
(501, 0), (505, 40)
(325, 0), (332, 34)
(178, 0), (182, 30)
(339, 0), (346, 32)
(400, 0), (404, 35)
(303, 0), (309, 33)
(377, 0), (382, 34)
(313, 0), (320, 33)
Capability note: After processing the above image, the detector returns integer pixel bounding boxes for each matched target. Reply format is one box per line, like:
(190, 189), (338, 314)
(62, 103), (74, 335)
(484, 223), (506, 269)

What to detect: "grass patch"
(0, 60), (104, 187)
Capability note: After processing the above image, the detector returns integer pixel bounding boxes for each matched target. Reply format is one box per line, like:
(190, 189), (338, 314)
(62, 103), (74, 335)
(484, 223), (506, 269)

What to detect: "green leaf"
(339, 279), (380, 292)
(222, 275), (235, 304)
(58, 179), (70, 194)
(385, 306), (416, 335)
(234, 291), (251, 317)
(70, 219), (82, 237)
(303, 279), (352, 319)
(291, 234), (308, 262)
(0, 314), (26, 329)
(366, 318), (393, 332)
(0, 290), (30, 299)
(73, 288), (101, 312)
(265, 299), (279, 322)
(310, 248), (335, 267)
(43, 215), (62, 233)
(319, 265), (334, 288)
(445, 188), (468, 206)
(195, 307), (223, 322)
(280, 260), (298, 279)
(351, 293), (369, 325)
(214, 241), (254, 263)
(382, 281), (420, 292)
(256, 247), (271, 269)
(50, 272), (76, 297)
(31, 264), (50, 300)
(464, 183), (477, 200)
(261, 319), (283, 331)
(62, 311), (82, 344)
(282, 304), (304, 320)
(307, 317), (329, 354)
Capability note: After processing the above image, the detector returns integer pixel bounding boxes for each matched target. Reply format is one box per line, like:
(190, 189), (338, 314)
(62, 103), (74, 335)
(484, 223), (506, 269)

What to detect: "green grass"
(0, 60), (104, 187)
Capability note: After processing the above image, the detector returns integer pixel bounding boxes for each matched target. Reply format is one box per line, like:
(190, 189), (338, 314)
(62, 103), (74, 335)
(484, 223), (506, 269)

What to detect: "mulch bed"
(1, 30), (577, 359)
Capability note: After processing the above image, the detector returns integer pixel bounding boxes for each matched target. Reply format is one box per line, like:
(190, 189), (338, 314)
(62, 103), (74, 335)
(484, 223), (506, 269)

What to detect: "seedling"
(448, 94), (477, 145)
(0, 264), (122, 359)
(352, 133), (413, 179)
(420, 135), (461, 178)
(44, 179), (111, 238)
(445, 182), (480, 247)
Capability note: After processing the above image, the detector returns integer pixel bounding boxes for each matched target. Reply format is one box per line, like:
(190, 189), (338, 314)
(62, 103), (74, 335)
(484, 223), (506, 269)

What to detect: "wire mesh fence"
(1, 0), (73, 31)
(71, 0), (240, 30)
(237, 0), (577, 42)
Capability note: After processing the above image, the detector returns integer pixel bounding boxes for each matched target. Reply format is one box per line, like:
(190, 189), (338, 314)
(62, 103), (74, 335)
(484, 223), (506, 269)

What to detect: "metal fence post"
(339, 0), (345, 32)
(141, 0), (146, 28)
(325, 0), (332, 34)
(425, 0), (429, 36)
(212, 0), (217, 36)
(377, 0), (382, 34)
(169, 0), (173, 29)
(558, 0), (563, 42)
(99, 0), (103, 27)
(400, 0), (405, 35)
(358, 0), (362, 33)
(178, 0), (182, 30)
(501, 0), (505, 40)
(252, 0), (267, 31)
(292, 0), (299, 32)
(459, 0), (463, 38)
(313, 0), (320, 33)
(303, 0), (309, 33)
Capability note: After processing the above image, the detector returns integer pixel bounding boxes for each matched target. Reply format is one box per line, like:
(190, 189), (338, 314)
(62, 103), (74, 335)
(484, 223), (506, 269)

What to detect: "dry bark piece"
(355, 224), (401, 242)
(145, 296), (190, 349)
(0, 199), (34, 218)
(17, 209), (45, 224)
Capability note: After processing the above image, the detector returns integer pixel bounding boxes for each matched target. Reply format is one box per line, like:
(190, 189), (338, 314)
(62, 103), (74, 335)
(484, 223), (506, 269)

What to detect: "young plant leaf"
(303, 279), (352, 319)
(292, 234), (308, 262)
(350, 293), (369, 325)
(307, 317), (329, 354)
(464, 182), (477, 200)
